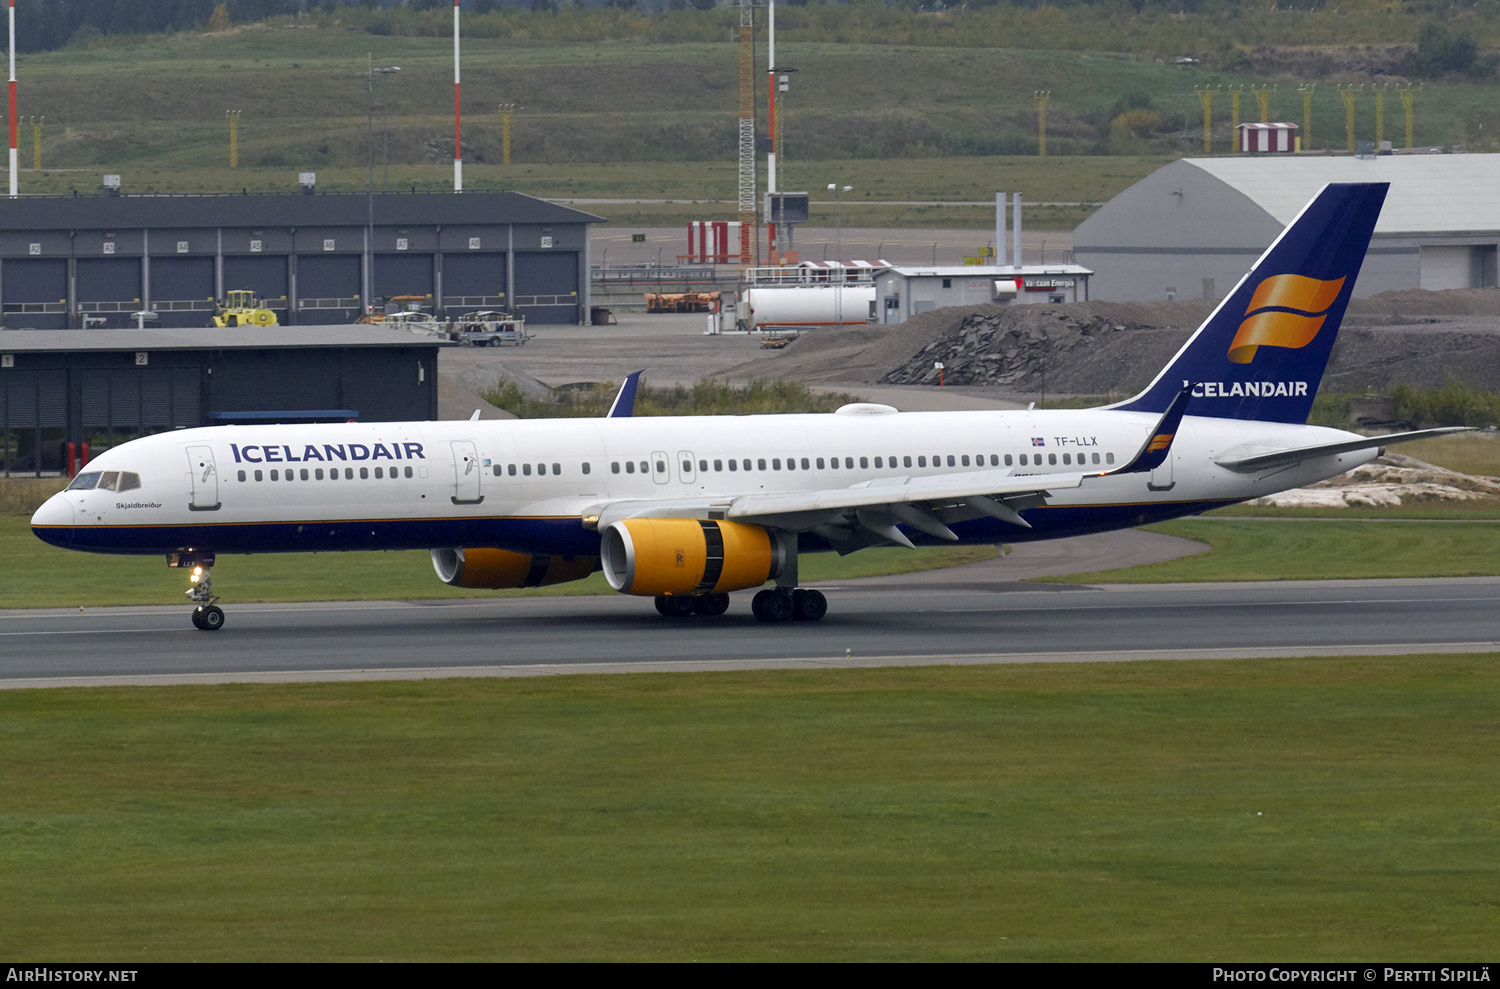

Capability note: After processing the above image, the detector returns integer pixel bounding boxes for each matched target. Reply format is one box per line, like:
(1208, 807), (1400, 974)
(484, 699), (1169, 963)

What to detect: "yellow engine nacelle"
(431, 547), (599, 589)
(601, 518), (783, 597)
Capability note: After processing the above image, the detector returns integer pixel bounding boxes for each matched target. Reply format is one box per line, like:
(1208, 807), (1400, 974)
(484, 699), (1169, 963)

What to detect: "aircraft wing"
(591, 469), (1082, 549)
(1214, 426), (1473, 473)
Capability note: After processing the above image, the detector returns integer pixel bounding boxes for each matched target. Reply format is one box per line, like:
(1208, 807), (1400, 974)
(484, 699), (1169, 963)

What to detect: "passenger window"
(539, 463), (547, 475)
(524, 463), (533, 476)
(1005, 454), (1013, 466)
(844, 457), (854, 469)
(816, 458), (825, 469)
(743, 459), (751, 471)
(654, 460), (665, 473)
(773, 459), (781, 470)
(801, 458), (810, 470)
(947, 455), (956, 467)
(270, 469), (280, 481)
(1092, 453), (1100, 465)
(904, 456), (912, 468)
(405, 466), (414, 478)
(1048, 454), (1057, 466)
(345, 468), (354, 479)
(315, 468), (324, 480)
(582, 463), (591, 475)
(237, 469), (246, 482)
(829, 457), (839, 469)
(1062, 454), (1071, 465)
(874, 457), (882, 469)
(699, 459), (708, 472)
(301, 468), (310, 480)
(359, 467), (369, 479)
(714, 460), (723, 471)
(254, 470), (263, 481)
(611, 462), (620, 474)
(728, 459), (737, 472)
(1106, 452), (1115, 464)
(961, 455), (970, 467)
(493, 465), (502, 476)
(1019, 454), (1028, 466)
(918, 456), (926, 467)
(684, 460), (693, 472)
(375, 467), (383, 479)
(640, 461), (649, 474)
(859, 457), (868, 469)
(758, 459), (766, 470)
(625, 462), (634, 474)
(553, 463), (561, 475)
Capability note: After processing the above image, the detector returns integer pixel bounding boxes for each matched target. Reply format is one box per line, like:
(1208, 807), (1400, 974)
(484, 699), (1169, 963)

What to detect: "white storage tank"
(741, 285), (877, 330)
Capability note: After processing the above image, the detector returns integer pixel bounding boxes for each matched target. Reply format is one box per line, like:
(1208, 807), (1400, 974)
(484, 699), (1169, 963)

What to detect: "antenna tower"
(737, 0), (756, 265)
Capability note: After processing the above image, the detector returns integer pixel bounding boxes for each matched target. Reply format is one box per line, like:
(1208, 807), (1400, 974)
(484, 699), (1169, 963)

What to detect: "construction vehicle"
(212, 290), (279, 328)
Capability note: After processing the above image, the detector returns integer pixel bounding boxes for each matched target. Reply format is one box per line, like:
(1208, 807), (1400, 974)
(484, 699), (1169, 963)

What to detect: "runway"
(4, 573), (1498, 689)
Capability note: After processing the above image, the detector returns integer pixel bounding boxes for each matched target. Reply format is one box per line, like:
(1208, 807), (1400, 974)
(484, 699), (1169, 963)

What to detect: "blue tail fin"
(1114, 182), (1388, 423)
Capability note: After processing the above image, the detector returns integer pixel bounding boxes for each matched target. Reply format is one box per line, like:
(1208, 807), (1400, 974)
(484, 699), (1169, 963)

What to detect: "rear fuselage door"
(451, 439), (484, 504)
(186, 445), (221, 511)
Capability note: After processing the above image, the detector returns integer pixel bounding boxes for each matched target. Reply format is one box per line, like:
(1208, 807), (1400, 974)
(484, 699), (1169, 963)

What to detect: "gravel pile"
(1249, 453), (1500, 509)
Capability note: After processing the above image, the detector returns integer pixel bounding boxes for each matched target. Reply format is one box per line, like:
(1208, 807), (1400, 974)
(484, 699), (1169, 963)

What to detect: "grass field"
(1055, 517), (1500, 584)
(3, 656), (1498, 960)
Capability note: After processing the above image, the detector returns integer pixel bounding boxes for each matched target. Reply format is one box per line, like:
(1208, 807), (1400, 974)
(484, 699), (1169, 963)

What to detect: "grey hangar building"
(1073, 154), (1500, 303)
(0, 190), (602, 329)
(0, 189), (601, 476)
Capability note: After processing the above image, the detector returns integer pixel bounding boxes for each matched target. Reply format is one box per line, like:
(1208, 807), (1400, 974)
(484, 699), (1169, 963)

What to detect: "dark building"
(0, 190), (602, 329)
(0, 327), (446, 477)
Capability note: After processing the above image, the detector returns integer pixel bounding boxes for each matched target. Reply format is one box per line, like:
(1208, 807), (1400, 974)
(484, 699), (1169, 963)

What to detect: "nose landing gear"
(170, 552), (225, 631)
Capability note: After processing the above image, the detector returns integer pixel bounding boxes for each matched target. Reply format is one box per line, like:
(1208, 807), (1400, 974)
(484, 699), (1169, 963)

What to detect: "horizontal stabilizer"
(1215, 427), (1474, 473)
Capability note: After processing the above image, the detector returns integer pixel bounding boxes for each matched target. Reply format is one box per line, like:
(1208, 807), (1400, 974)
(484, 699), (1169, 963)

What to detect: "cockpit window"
(65, 470), (140, 492)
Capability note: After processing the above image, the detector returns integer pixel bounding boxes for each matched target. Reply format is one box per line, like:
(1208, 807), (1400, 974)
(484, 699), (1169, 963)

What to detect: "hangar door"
(1421, 245), (1499, 291)
(296, 254), (362, 324)
(223, 256), (289, 315)
(76, 258), (142, 328)
(150, 257), (215, 327)
(1, 258), (68, 329)
(513, 252), (580, 325)
(373, 254), (434, 309)
(1, 368), (66, 475)
(81, 367), (202, 453)
(441, 252), (507, 311)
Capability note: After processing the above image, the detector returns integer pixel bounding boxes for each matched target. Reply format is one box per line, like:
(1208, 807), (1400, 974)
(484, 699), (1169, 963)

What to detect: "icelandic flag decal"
(1031, 437), (1045, 447)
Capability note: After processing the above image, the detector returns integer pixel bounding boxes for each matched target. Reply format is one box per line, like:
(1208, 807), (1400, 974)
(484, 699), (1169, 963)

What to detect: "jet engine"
(431, 547), (599, 589)
(600, 518), (784, 597)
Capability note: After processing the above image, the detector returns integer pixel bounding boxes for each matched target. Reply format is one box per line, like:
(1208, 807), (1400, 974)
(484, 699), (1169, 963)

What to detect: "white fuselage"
(31, 408), (1376, 559)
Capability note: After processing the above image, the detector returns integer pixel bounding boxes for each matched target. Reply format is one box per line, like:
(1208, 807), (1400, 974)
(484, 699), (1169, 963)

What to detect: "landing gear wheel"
(654, 595), (697, 618)
(793, 589), (828, 622)
(756, 588), (796, 623)
(194, 605), (225, 631)
(751, 589), (772, 620)
(694, 592), (730, 617)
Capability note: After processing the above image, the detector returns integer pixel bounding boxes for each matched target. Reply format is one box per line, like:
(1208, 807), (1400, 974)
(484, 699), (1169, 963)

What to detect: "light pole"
(827, 184), (852, 259)
(360, 58), (400, 318)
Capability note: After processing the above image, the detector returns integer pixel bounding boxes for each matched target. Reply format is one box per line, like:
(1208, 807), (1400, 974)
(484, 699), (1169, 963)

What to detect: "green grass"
(1052, 518), (1500, 584)
(0, 515), (996, 609)
(3, 656), (1499, 960)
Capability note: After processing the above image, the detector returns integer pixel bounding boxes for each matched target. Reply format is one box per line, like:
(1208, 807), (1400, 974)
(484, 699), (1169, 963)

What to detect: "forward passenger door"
(450, 440), (483, 504)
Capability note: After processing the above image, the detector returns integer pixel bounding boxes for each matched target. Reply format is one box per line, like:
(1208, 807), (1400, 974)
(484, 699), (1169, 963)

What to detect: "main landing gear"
(171, 553), (225, 631)
(651, 587), (828, 622)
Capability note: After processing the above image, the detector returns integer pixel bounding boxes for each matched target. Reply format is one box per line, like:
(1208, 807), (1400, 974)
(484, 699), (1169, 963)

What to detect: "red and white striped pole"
(8, 0), (17, 198)
(453, 0), (462, 192)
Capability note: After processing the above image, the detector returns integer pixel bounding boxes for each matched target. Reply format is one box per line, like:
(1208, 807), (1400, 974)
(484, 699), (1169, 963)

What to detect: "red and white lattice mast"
(8, 0), (17, 198)
(453, 0), (462, 192)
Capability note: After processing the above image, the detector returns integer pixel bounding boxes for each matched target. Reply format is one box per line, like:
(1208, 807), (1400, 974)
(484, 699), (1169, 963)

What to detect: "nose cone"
(31, 495), (75, 548)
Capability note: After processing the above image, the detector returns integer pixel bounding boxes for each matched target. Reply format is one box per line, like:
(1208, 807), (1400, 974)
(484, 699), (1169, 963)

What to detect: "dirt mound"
(1250, 453), (1500, 508)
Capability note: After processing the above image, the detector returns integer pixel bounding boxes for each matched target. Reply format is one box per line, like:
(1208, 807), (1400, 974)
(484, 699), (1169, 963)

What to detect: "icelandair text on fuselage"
(230, 442), (425, 465)
(7, 970), (137, 983)
(1213, 969), (1491, 983)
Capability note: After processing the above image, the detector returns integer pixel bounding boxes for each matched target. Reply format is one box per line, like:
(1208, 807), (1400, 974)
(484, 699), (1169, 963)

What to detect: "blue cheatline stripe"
(35, 500), (1239, 558)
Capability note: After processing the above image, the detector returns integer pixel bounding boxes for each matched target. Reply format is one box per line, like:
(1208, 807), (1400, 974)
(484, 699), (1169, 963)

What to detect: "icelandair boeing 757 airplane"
(31, 182), (1466, 630)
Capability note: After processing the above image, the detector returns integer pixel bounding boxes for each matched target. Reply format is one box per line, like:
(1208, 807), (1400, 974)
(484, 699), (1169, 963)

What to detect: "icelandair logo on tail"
(1226, 273), (1346, 364)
